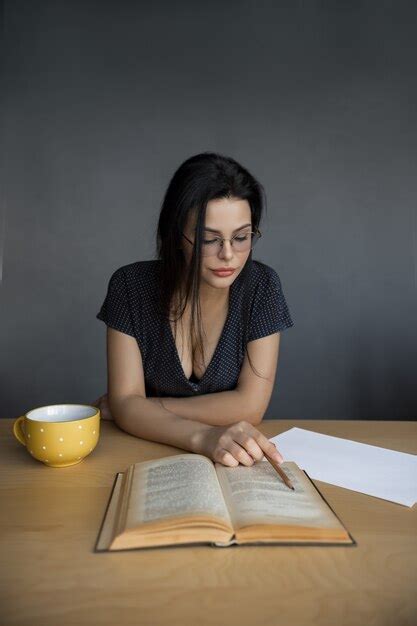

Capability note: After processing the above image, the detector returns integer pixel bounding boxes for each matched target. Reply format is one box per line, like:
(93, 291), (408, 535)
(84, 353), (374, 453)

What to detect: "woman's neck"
(198, 281), (230, 310)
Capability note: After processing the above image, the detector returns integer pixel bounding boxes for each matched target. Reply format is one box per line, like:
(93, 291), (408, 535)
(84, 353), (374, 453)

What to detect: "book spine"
(213, 537), (238, 547)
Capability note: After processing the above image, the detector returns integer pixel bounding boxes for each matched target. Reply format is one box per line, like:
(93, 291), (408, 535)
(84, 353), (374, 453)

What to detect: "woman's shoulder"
(110, 259), (161, 288)
(250, 259), (282, 289)
(245, 260), (294, 338)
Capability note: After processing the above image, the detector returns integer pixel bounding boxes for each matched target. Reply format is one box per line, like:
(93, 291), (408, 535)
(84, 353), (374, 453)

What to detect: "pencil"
(263, 450), (295, 490)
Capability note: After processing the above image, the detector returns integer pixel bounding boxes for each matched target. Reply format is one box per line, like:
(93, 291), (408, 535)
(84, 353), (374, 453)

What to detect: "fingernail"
(272, 444), (283, 463)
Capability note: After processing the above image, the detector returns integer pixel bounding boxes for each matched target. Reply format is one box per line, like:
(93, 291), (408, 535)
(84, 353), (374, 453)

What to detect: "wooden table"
(1, 418), (416, 626)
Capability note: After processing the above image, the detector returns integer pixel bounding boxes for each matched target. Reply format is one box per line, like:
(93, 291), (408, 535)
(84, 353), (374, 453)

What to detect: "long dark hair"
(155, 151), (267, 388)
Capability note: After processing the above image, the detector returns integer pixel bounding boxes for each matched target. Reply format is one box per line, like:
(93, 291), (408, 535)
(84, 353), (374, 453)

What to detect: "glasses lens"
(201, 238), (221, 256)
(233, 231), (259, 252)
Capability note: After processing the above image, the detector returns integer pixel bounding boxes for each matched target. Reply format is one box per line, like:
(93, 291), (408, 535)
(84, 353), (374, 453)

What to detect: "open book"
(95, 454), (356, 551)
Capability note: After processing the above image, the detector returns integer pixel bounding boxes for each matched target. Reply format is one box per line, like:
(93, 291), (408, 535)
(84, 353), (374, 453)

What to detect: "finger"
(227, 440), (256, 466)
(233, 431), (264, 462)
(251, 430), (284, 463)
(217, 448), (239, 467)
(272, 444), (284, 463)
(266, 442), (284, 463)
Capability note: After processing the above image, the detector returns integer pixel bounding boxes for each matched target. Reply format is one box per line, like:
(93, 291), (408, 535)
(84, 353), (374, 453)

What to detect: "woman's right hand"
(195, 420), (284, 467)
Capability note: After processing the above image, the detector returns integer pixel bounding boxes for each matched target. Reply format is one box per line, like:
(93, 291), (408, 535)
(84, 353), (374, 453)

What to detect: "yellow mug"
(13, 404), (100, 467)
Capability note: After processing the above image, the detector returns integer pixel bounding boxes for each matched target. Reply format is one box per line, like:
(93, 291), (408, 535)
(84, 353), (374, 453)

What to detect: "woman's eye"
(234, 235), (249, 242)
(203, 238), (218, 244)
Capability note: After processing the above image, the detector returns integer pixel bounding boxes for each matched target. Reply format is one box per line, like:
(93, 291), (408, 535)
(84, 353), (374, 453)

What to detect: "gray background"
(2, 0), (416, 421)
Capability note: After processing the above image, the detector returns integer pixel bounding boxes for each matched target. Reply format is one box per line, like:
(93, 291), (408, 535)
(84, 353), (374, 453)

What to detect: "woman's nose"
(219, 240), (234, 259)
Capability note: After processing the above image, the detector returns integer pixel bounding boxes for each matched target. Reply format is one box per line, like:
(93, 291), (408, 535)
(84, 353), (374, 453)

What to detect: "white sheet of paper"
(265, 427), (417, 507)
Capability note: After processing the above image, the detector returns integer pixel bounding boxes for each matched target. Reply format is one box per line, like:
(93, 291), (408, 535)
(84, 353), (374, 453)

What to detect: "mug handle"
(13, 416), (26, 446)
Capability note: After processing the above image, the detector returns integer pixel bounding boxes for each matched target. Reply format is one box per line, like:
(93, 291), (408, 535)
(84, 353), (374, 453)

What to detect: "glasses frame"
(181, 227), (262, 255)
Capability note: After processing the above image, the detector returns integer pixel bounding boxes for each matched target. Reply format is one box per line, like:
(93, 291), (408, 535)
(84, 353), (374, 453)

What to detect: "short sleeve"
(96, 267), (136, 337)
(247, 268), (294, 342)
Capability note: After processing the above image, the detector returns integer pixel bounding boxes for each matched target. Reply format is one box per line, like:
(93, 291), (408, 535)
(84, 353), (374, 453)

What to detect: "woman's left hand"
(90, 393), (114, 420)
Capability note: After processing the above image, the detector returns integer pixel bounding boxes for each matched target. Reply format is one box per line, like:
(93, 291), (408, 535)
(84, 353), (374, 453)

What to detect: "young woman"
(93, 152), (294, 468)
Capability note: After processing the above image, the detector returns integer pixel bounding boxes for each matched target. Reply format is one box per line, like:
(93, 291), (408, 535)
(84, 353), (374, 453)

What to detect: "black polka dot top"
(96, 259), (294, 397)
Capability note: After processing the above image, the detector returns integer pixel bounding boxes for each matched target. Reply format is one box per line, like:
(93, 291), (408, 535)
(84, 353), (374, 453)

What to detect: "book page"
(124, 454), (233, 530)
(215, 461), (344, 530)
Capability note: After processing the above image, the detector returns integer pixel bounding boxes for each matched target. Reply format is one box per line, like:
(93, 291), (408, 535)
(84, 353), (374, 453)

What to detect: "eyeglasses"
(181, 228), (262, 257)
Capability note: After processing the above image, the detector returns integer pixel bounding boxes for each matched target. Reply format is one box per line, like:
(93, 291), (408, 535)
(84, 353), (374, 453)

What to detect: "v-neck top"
(96, 259), (294, 397)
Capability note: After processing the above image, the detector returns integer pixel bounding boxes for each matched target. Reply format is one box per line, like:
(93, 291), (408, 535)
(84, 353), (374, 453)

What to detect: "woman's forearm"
(109, 394), (211, 453)
(151, 390), (260, 426)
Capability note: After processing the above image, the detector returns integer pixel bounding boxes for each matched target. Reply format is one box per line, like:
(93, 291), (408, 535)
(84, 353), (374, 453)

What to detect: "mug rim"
(25, 404), (99, 422)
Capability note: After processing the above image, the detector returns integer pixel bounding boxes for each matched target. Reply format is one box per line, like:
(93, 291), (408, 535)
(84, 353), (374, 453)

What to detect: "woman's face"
(181, 196), (253, 293)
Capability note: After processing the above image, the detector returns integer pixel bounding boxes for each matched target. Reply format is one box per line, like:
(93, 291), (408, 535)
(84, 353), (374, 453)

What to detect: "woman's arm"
(149, 333), (281, 427)
(150, 390), (260, 427)
(96, 329), (279, 428)
(112, 393), (212, 453)
(102, 328), (211, 451)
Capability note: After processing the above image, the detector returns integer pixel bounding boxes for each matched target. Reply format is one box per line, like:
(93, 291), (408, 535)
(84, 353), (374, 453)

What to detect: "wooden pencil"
(263, 450), (295, 490)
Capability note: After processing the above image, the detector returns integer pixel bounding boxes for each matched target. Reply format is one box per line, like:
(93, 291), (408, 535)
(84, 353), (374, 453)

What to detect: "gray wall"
(2, 0), (416, 421)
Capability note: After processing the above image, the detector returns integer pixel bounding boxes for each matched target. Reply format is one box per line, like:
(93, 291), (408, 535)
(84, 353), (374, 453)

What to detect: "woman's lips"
(211, 269), (236, 276)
